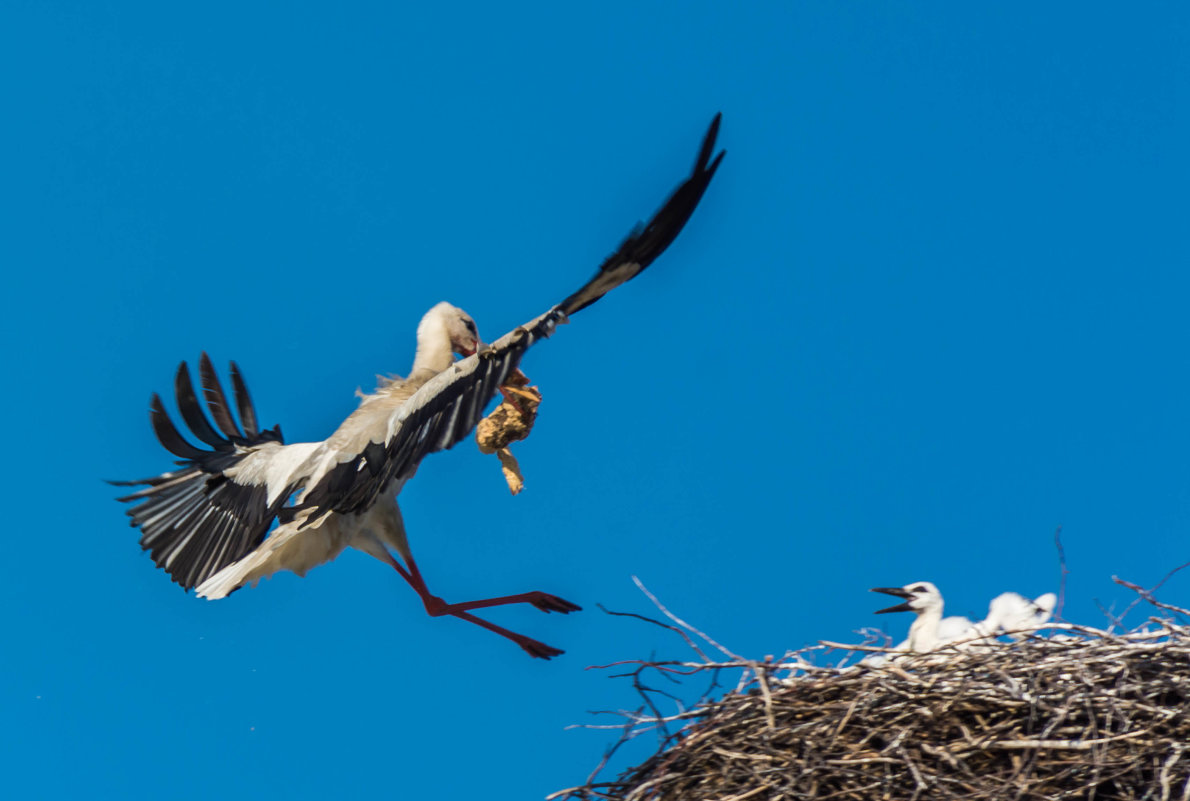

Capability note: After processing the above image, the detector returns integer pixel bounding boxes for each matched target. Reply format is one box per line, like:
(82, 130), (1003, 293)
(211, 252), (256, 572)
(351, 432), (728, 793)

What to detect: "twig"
(1096, 599), (1126, 633)
(754, 662), (776, 731)
(819, 640), (903, 654)
(715, 786), (767, 801)
(595, 603), (711, 663)
(1112, 576), (1190, 618)
(1053, 525), (1070, 621)
(1115, 559), (1190, 628)
(632, 575), (742, 660)
(1159, 743), (1185, 801)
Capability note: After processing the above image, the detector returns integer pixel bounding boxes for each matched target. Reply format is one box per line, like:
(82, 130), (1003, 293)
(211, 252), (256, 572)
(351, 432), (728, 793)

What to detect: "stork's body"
(114, 115), (726, 658)
(972, 591), (1057, 639)
(871, 582), (1056, 655)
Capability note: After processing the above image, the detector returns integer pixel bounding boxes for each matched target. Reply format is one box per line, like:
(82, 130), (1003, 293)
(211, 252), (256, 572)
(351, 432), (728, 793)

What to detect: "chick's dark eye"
(464, 319), (476, 335)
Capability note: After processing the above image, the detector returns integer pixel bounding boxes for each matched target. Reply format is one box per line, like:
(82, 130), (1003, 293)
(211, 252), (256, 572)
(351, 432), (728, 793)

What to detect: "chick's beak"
(870, 587), (913, 615)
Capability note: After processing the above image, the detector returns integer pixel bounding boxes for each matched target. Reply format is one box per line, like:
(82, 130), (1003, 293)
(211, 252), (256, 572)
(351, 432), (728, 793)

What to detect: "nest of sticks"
(554, 579), (1190, 801)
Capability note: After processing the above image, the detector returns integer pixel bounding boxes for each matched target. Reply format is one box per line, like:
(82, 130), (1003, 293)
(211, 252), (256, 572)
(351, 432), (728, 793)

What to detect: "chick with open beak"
(870, 582), (951, 653)
(871, 585), (919, 615)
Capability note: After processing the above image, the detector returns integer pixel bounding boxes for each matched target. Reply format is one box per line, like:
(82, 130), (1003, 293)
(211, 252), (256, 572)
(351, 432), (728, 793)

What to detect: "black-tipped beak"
(870, 587), (913, 614)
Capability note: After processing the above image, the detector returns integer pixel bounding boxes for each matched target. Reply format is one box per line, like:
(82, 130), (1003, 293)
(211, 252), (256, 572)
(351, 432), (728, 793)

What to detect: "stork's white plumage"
(973, 591), (1057, 639)
(871, 581), (974, 653)
(114, 114), (725, 659)
(870, 583), (1057, 656)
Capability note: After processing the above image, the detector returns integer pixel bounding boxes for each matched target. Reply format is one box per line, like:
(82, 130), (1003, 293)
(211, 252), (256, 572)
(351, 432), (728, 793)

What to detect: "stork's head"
(421, 301), (482, 357)
(871, 581), (943, 615)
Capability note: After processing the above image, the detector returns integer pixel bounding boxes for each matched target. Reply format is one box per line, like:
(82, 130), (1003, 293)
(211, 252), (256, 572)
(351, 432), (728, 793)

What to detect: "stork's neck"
(907, 607), (942, 652)
(410, 314), (455, 379)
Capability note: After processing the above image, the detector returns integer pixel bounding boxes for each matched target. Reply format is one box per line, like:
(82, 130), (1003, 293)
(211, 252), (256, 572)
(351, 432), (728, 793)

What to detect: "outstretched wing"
(294, 113), (725, 520)
(559, 112), (725, 316)
(112, 354), (294, 590)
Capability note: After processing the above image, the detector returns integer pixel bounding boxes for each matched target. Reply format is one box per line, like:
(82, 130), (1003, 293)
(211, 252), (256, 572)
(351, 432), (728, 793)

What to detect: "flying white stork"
(113, 114), (725, 659)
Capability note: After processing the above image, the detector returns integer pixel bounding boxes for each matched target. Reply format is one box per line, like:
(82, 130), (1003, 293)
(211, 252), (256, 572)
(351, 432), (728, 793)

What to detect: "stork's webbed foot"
(526, 592), (582, 614)
(512, 635), (566, 660)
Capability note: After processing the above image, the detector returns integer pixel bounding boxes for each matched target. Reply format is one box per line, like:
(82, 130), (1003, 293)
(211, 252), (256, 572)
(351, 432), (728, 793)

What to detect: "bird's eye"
(910, 585), (926, 593)
(463, 319), (477, 335)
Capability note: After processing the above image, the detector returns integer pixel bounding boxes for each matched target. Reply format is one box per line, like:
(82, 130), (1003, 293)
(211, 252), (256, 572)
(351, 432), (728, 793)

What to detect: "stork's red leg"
(381, 549), (579, 659)
(438, 592), (581, 614)
(448, 610), (567, 659)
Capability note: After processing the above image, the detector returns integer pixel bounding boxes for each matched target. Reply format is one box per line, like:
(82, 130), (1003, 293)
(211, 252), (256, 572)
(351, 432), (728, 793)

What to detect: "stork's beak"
(871, 587), (913, 614)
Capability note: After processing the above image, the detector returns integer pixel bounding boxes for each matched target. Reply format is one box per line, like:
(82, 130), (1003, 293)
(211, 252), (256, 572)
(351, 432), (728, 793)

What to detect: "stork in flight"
(114, 114), (725, 659)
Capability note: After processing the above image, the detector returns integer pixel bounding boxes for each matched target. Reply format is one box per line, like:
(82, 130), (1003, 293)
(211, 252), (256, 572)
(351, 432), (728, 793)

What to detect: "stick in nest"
(475, 368), (542, 494)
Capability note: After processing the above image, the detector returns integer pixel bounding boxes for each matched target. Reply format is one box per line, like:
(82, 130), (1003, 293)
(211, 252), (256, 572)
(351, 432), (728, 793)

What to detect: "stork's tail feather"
(195, 561), (253, 599)
(195, 509), (330, 599)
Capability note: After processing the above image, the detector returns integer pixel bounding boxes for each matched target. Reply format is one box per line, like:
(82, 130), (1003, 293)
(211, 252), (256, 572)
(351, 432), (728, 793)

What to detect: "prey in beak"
(871, 586), (914, 614)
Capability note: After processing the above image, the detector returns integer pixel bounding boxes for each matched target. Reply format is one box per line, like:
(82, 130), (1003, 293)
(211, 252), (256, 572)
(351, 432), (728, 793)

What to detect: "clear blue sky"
(3, 2), (1188, 798)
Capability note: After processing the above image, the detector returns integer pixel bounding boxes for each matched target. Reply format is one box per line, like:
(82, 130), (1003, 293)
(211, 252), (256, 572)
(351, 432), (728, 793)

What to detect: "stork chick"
(871, 581), (974, 653)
